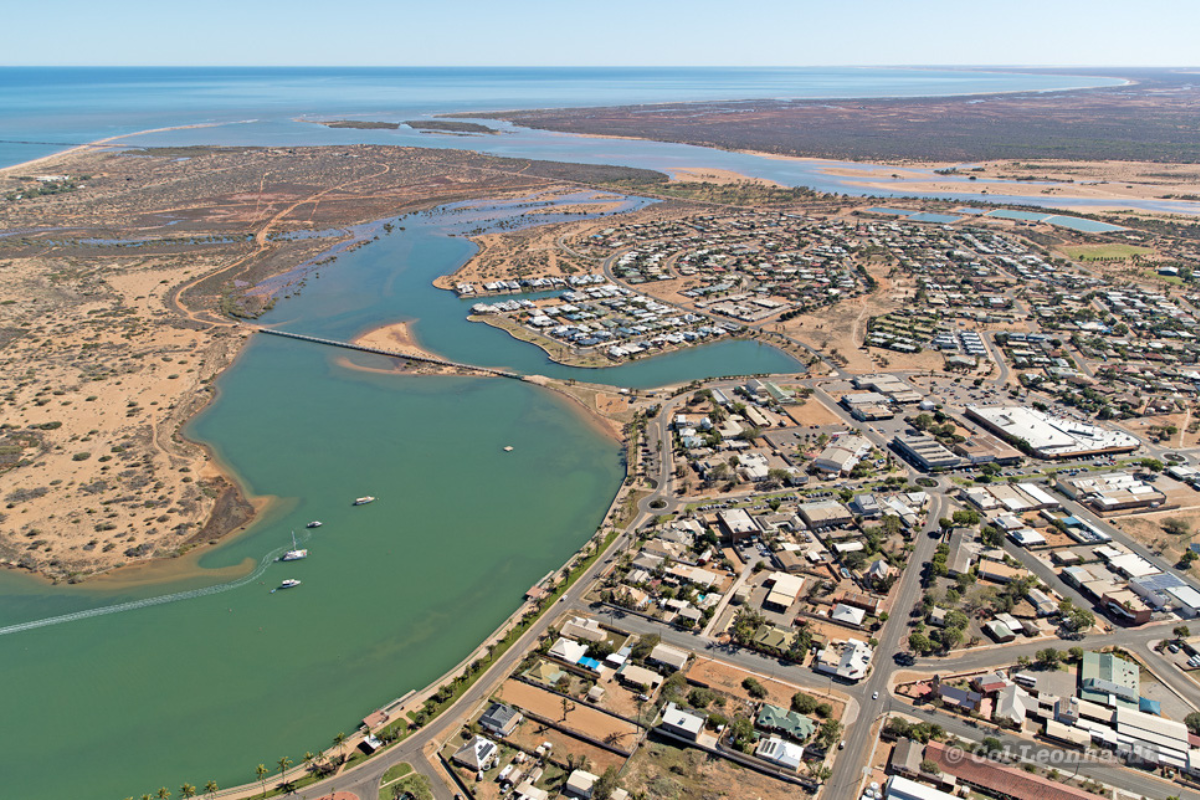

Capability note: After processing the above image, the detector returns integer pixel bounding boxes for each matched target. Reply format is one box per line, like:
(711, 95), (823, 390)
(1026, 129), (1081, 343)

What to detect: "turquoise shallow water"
(0, 195), (799, 799)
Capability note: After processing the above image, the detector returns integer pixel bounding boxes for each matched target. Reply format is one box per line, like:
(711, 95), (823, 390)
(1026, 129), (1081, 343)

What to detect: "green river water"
(0, 195), (801, 799)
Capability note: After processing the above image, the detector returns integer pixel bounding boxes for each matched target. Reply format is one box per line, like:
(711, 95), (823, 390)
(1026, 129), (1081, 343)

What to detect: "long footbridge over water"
(257, 327), (522, 379)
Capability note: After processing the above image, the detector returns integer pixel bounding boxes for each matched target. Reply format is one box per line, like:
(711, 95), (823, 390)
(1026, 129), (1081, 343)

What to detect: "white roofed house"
(548, 637), (589, 665)
(648, 642), (690, 672)
(763, 571), (805, 611)
(658, 702), (705, 741)
(815, 638), (874, 682)
(831, 602), (866, 627)
(866, 558), (895, 585)
(994, 684), (1031, 730)
(755, 736), (804, 771)
(452, 735), (498, 771)
(561, 616), (607, 643)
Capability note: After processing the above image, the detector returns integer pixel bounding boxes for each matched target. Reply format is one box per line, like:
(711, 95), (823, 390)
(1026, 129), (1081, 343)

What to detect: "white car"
(872, 691), (879, 700)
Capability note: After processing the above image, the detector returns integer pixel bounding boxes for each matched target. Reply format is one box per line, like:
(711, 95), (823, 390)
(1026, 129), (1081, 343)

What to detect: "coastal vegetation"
(404, 120), (496, 135)
(311, 119), (401, 129)
(473, 68), (1200, 163)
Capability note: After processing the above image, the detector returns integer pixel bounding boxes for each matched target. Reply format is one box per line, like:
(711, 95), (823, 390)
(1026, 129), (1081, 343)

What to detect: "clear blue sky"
(7, 0), (1198, 67)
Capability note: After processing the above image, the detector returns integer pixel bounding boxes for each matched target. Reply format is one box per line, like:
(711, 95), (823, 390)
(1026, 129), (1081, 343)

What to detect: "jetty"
(257, 328), (521, 379)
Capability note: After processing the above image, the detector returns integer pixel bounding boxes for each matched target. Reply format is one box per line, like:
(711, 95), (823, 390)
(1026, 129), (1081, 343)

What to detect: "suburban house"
(648, 643), (690, 672)
(659, 702), (705, 741)
(452, 735), (498, 772)
(479, 702), (523, 737)
(755, 736), (805, 771)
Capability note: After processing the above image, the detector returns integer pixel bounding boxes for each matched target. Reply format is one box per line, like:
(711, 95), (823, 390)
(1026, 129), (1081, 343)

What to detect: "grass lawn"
(378, 772), (434, 800)
(1062, 243), (1153, 261)
(382, 763), (414, 783)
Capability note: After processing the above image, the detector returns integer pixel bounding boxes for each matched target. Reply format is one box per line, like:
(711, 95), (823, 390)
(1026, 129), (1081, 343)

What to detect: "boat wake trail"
(0, 547), (286, 638)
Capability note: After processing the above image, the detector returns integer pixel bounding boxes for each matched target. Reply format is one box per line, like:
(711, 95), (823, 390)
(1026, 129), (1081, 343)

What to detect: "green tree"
(277, 756), (292, 787)
(728, 717), (757, 752)
(156, 789), (171, 800)
(908, 631), (932, 654)
(333, 731), (347, 763)
(1186, 712), (1200, 735)
(1164, 518), (1190, 537)
(204, 781), (218, 800)
(1175, 625), (1191, 641)
(807, 763), (833, 783)
(1036, 647), (1061, 668)
(791, 692), (818, 715)
(592, 766), (621, 800)
(743, 676), (767, 699)
(255, 765), (268, 798)
(180, 785), (196, 800)
(818, 719), (843, 750)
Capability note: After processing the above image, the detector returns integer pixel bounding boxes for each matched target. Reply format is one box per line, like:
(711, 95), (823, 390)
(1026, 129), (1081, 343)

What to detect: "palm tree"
(204, 780), (219, 800)
(180, 785), (196, 800)
(141, 794), (152, 800)
(332, 732), (347, 764)
(277, 756), (293, 788)
(156, 789), (171, 800)
(302, 751), (315, 775)
(255, 764), (268, 797)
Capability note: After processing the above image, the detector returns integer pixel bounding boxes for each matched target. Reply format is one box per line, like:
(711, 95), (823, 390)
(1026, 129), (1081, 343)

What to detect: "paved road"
(824, 491), (948, 798)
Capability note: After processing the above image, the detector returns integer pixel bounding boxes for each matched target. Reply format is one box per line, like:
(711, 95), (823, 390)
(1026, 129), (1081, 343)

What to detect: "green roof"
(756, 704), (815, 741)
(1080, 651), (1139, 707)
(752, 626), (795, 650)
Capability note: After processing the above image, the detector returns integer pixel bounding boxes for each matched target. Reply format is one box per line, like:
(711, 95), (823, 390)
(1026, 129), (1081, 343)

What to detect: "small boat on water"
(353, 496), (376, 506)
(503, 446), (514, 452)
(280, 531), (308, 562)
(306, 520), (323, 529)
(277, 579), (301, 590)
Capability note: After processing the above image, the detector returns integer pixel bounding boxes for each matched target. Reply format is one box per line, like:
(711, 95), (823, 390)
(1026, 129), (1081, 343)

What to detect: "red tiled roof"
(925, 741), (1100, 800)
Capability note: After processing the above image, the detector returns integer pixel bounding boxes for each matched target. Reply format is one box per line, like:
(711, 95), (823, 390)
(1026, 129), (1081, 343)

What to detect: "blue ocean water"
(0, 66), (1123, 169)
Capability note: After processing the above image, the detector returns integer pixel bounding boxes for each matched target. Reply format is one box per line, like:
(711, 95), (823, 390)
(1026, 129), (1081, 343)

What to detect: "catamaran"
(280, 531), (308, 562)
(353, 496), (375, 506)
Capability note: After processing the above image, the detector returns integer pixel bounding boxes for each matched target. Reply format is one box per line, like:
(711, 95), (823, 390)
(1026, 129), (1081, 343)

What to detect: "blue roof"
(1130, 572), (1186, 592)
(578, 657), (602, 671)
(1139, 697), (1161, 715)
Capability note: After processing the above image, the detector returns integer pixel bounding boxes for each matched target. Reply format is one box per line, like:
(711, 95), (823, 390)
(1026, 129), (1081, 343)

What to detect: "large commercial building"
(891, 434), (960, 471)
(1057, 471), (1166, 513)
(797, 499), (853, 530)
(965, 405), (1140, 459)
(812, 434), (872, 476)
(1080, 651), (1139, 708)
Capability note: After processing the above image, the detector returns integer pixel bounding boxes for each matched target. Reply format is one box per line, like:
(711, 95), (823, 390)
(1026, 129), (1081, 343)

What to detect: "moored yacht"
(280, 531), (307, 562)
(353, 496), (375, 506)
